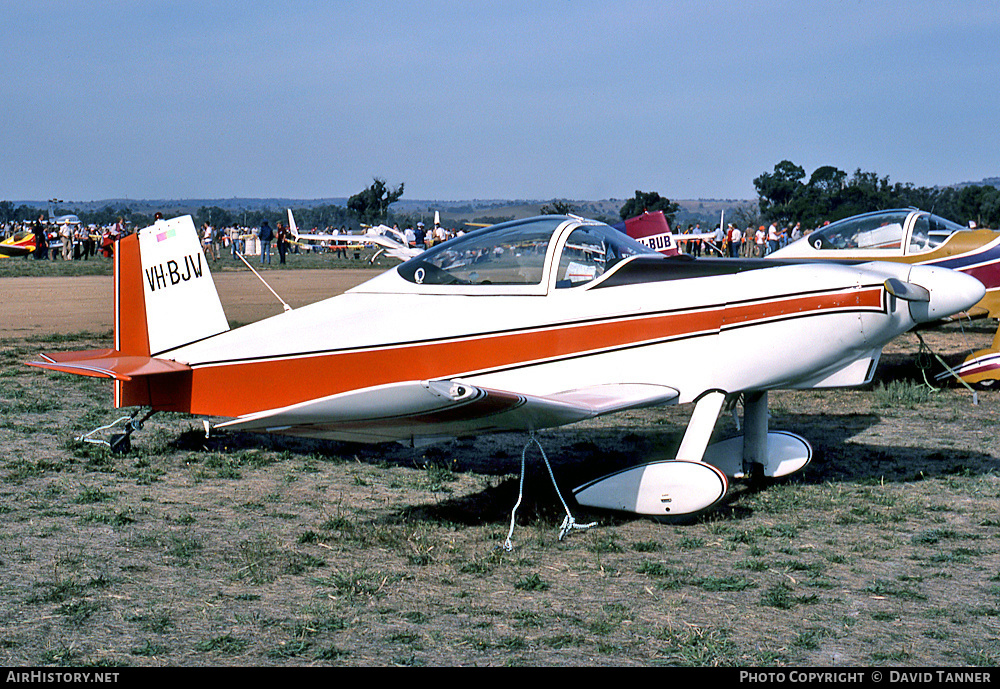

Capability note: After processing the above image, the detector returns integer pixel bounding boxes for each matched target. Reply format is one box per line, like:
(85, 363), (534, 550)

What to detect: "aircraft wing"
(289, 231), (419, 260)
(214, 380), (679, 444)
(290, 230), (352, 243)
(673, 233), (719, 242)
(289, 231), (362, 244)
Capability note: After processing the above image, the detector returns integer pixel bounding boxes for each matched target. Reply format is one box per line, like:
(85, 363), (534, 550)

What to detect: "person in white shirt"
(767, 223), (779, 255)
(728, 224), (742, 257)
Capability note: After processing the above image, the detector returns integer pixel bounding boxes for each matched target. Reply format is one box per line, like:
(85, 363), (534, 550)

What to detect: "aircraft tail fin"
(287, 208), (299, 238)
(614, 211), (680, 256)
(27, 215), (227, 410)
(123, 215), (230, 356)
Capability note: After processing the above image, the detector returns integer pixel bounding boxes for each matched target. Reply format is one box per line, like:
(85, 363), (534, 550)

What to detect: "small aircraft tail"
(28, 215), (229, 409)
(121, 215), (230, 356)
(286, 208), (299, 238)
(937, 325), (1000, 385)
(614, 211), (680, 256)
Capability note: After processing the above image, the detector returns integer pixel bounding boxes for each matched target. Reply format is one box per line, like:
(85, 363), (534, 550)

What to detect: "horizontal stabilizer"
(27, 350), (190, 381)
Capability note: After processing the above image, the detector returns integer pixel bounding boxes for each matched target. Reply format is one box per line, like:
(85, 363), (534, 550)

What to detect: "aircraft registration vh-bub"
(27, 214), (984, 520)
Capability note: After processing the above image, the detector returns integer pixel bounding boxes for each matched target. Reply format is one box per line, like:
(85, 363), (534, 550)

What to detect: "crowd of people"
(3, 213), (821, 265)
(675, 220), (811, 258)
(1, 215), (127, 260)
(2, 216), (310, 265)
(200, 220), (336, 264)
(406, 220), (462, 249)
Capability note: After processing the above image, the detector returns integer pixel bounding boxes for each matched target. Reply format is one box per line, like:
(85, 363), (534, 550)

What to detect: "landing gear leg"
(676, 391), (727, 462)
(702, 391), (811, 481)
(742, 390), (769, 485)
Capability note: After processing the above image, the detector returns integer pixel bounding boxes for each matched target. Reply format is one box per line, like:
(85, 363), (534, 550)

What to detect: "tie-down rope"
(503, 433), (596, 551)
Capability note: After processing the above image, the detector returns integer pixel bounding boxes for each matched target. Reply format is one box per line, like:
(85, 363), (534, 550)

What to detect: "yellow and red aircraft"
(0, 231), (39, 258)
(770, 209), (1000, 385)
(27, 214), (983, 518)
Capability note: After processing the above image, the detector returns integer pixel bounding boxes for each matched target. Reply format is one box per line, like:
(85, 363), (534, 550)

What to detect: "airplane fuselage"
(158, 258), (937, 423)
(31, 214), (984, 445)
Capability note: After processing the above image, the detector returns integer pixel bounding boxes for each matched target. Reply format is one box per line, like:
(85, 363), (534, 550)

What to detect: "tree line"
(754, 160), (1000, 228)
(4, 165), (998, 232)
(0, 179), (404, 232)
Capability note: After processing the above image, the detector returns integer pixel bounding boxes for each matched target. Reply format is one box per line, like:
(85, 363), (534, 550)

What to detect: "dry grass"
(1, 322), (999, 667)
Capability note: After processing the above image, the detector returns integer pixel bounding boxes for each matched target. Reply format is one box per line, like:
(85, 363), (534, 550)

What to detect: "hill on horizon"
(11, 170), (998, 227)
(14, 196), (757, 228)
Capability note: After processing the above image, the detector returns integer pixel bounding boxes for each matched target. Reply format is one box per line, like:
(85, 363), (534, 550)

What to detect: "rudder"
(131, 215), (229, 356)
(28, 215), (228, 412)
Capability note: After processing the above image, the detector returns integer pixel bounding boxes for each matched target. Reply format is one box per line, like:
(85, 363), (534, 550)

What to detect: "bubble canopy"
(396, 216), (659, 288)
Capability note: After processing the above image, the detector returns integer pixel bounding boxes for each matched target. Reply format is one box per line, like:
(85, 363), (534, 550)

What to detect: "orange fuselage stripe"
(173, 286), (883, 418)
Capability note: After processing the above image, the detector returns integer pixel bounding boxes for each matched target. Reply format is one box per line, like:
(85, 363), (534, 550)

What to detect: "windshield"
(556, 225), (656, 287)
(397, 216), (659, 287)
(398, 217), (565, 285)
(908, 213), (966, 253)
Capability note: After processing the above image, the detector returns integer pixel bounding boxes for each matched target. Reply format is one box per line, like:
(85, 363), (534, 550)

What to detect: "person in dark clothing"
(259, 221), (273, 264)
(276, 221), (289, 265)
(32, 216), (48, 259)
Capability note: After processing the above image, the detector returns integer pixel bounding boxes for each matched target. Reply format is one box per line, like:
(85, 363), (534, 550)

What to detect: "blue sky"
(2, 1), (997, 202)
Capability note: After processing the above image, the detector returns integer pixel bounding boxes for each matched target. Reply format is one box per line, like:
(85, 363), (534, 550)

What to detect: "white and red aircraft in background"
(28, 214), (983, 518)
(286, 209), (419, 262)
(614, 209), (726, 257)
(613, 210), (680, 255)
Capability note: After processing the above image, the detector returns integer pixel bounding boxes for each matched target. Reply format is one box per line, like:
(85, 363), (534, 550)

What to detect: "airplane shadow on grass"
(408, 412), (998, 527)
(174, 405), (998, 528)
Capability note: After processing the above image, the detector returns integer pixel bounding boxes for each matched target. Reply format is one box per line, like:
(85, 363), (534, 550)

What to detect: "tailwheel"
(109, 432), (132, 455)
(76, 409), (155, 455)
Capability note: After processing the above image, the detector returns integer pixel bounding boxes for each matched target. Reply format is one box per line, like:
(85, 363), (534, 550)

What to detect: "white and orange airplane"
(27, 214), (984, 517)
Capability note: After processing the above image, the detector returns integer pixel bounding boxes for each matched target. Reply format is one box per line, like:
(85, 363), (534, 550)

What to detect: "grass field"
(1, 317), (998, 666)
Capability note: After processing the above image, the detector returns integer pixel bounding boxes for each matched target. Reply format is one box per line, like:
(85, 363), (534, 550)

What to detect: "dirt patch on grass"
(1, 274), (998, 667)
(0, 269), (374, 335)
